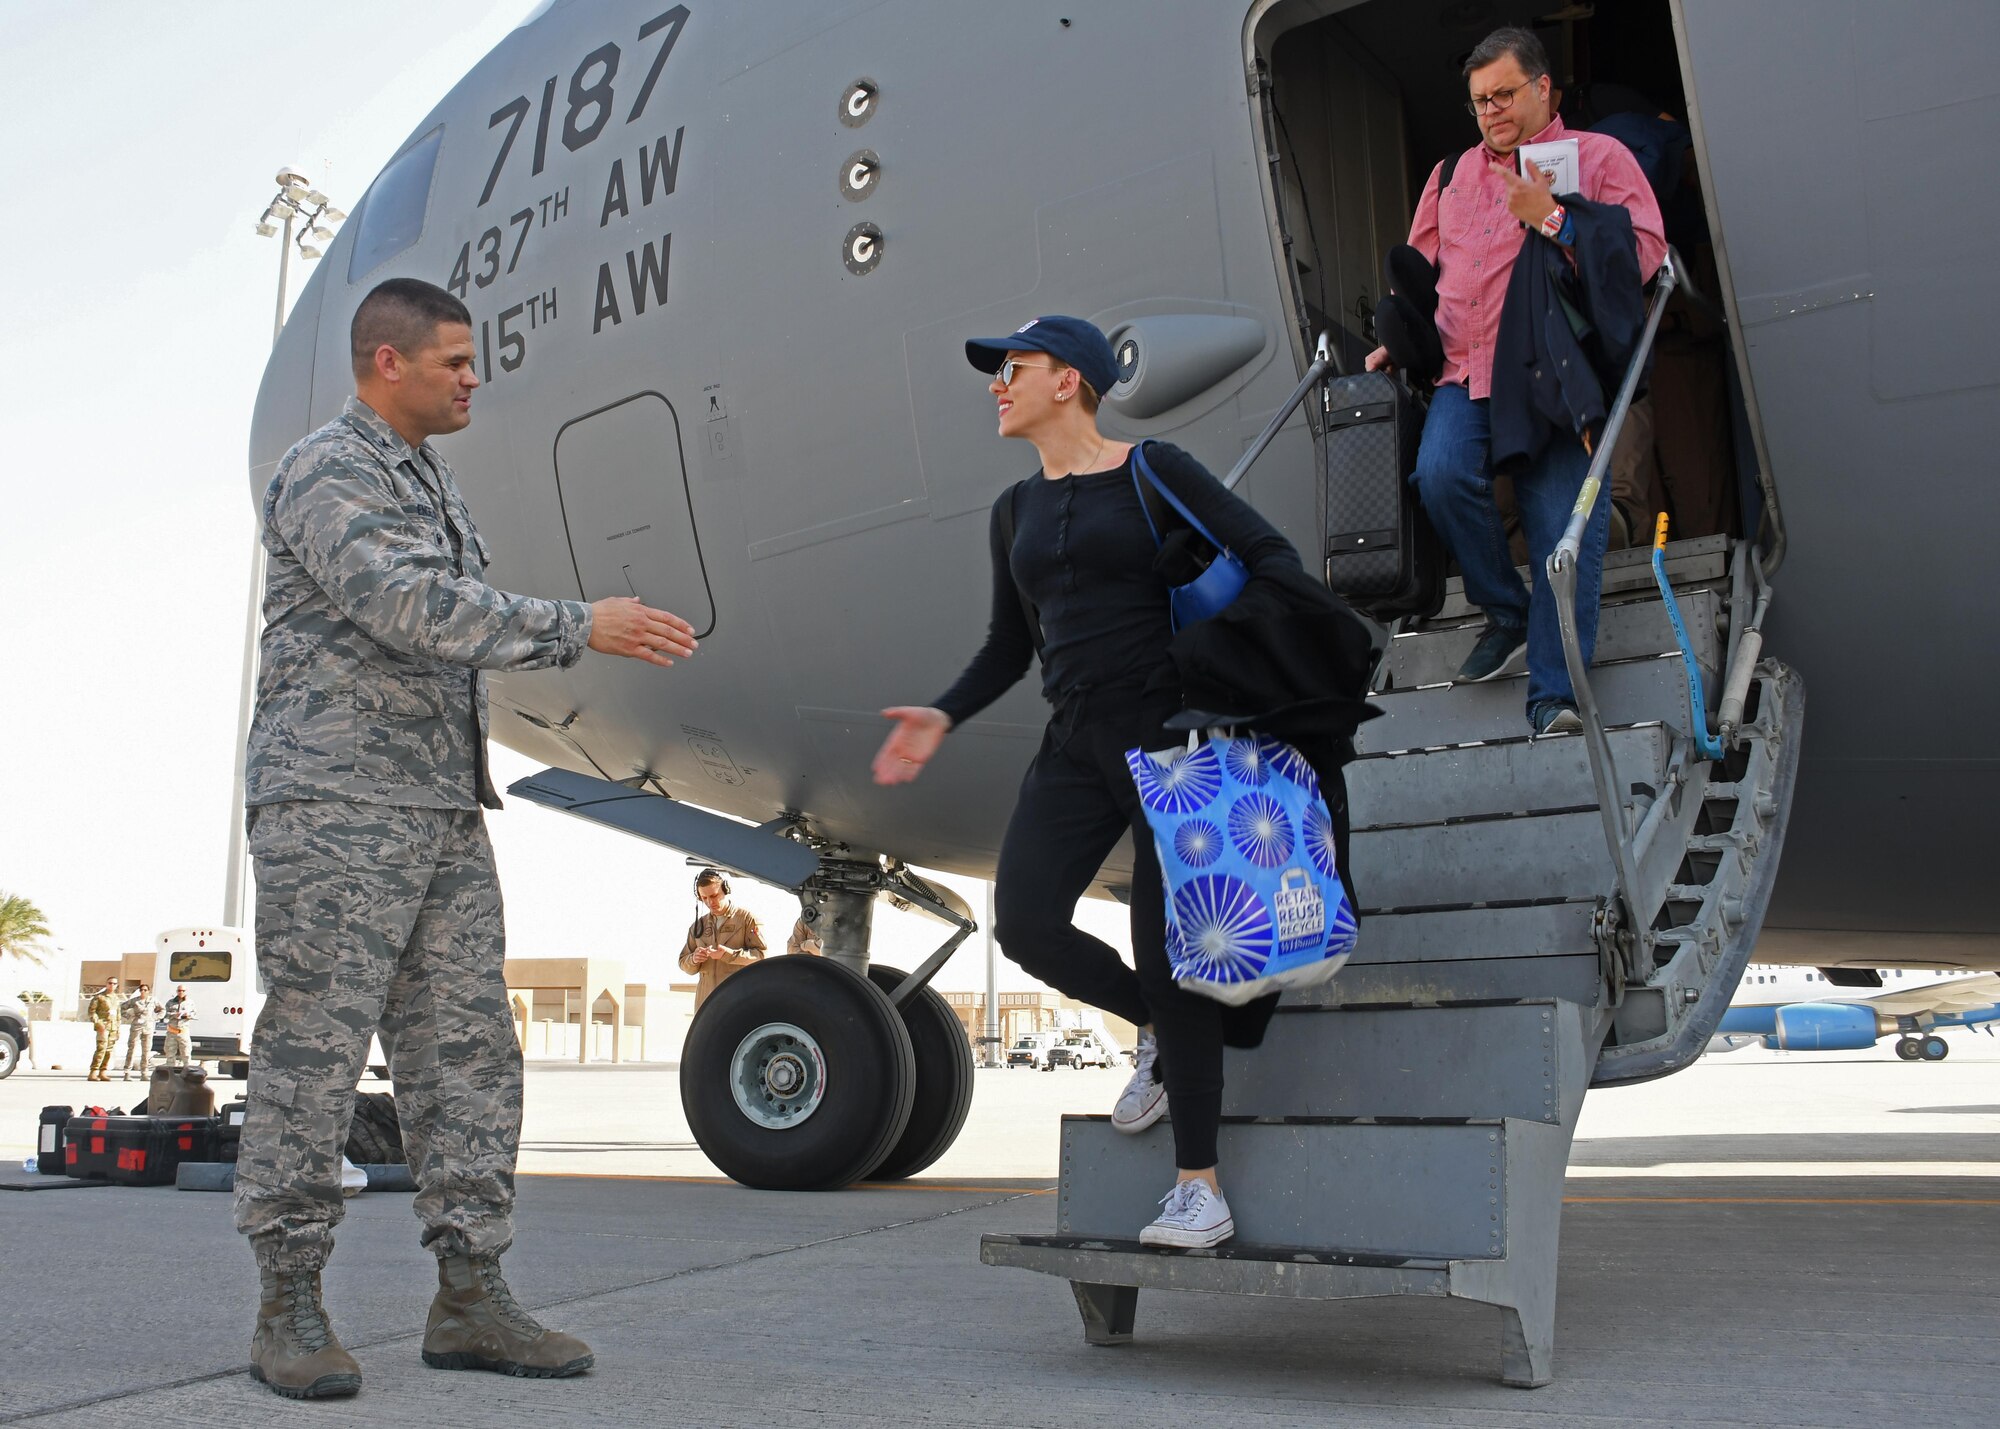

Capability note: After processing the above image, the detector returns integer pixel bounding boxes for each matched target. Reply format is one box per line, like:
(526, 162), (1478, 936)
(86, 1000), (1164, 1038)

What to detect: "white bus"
(152, 926), (256, 1079)
(152, 925), (388, 1082)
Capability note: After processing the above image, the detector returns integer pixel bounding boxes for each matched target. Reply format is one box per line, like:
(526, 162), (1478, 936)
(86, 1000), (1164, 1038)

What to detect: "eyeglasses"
(994, 357), (1056, 387)
(1465, 79), (1541, 116)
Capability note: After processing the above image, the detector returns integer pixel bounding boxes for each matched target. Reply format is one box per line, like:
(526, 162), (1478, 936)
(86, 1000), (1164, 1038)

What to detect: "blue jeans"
(1410, 384), (1608, 715)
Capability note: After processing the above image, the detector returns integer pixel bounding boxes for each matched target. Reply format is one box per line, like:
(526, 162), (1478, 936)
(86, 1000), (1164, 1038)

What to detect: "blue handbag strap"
(1130, 441), (1235, 558)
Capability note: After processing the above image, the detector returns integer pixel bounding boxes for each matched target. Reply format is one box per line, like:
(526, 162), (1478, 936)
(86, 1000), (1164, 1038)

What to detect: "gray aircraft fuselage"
(250, 0), (1999, 971)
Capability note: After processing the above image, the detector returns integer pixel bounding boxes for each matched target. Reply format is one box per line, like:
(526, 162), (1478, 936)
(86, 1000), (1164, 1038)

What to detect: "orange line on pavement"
(1565, 1195), (2000, 1206)
(516, 1170), (1052, 1193)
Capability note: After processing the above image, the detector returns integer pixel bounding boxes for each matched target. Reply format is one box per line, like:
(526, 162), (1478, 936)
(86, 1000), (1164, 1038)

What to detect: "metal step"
(1385, 588), (1722, 690)
(1353, 810), (1610, 908)
(1055, 1114), (1512, 1261)
(1434, 533), (1730, 621)
(1347, 724), (1669, 829)
(1354, 654), (1692, 753)
(1325, 952), (1604, 1008)
(1347, 899), (1599, 963)
(1220, 1000), (1573, 1123)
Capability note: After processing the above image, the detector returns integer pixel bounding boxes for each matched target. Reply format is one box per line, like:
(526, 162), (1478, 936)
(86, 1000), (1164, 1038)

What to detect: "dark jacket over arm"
(1490, 197), (1650, 474)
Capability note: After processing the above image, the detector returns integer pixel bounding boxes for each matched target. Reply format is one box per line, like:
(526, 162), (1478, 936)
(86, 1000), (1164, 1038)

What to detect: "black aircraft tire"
(1921, 1035), (1950, 1062)
(682, 958), (915, 1191)
(863, 967), (976, 1182)
(1895, 1038), (1922, 1061)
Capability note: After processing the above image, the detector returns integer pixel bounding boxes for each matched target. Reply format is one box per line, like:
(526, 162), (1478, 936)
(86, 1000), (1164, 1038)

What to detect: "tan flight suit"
(786, 919), (824, 957)
(87, 987), (119, 1079)
(679, 906), (767, 1010)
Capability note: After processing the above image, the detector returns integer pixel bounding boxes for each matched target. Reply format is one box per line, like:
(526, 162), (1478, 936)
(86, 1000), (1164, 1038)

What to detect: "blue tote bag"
(1124, 730), (1358, 1005)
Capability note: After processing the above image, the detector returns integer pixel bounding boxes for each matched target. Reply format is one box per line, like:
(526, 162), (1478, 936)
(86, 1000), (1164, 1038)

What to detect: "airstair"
(981, 256), (1804, 1386)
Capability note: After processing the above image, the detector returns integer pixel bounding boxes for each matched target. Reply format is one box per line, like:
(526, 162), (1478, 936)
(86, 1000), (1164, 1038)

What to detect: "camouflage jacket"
(87, 989), (117, 1026)
(246, 397), (592, 810)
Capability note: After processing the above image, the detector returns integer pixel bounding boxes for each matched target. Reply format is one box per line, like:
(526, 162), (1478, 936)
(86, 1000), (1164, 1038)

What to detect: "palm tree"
(0, 892), (52, 968)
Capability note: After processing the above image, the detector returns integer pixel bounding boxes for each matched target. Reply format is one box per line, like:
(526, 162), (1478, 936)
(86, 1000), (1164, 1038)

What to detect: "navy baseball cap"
(965, 315), (1119, 400)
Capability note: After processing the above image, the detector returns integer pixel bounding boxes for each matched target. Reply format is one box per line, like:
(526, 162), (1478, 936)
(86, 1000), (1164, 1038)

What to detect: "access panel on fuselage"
(552, 391), (716, 637)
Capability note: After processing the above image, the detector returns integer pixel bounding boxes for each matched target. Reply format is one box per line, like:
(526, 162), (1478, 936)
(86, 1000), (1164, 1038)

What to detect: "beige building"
(940, 990), (1137, 1058)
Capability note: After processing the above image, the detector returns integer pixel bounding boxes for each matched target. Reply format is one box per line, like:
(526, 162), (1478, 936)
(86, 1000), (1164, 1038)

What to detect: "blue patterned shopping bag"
(1125, 730), (1358, 1005)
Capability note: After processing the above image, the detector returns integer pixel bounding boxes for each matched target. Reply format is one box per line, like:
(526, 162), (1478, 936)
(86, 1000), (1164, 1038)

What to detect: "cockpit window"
(347, 127), (444, 283)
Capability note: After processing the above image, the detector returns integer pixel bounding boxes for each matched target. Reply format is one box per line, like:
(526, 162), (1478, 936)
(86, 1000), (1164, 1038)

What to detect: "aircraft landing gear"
(1919, 1034), (1950, 1061)
(865, 966), (974, 1181)
(1895, 1037), (1923, 1060)
(681, 957), (915, 1190)
(680, 856), (980, 1190)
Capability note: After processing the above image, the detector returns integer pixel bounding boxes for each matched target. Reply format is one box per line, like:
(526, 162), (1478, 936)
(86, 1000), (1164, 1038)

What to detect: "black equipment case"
(1321, 371), (1445, 621)
(38, 1105), (73, 1177)
(63, 1113), (220, 1185)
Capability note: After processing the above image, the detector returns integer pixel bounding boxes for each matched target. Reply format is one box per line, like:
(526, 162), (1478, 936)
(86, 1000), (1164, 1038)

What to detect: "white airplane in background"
(1710, 965), (2000, 1062)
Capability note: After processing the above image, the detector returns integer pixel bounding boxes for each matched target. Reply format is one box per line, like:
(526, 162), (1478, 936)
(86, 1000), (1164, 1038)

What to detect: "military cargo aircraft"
(246, 0), (1994, 1385)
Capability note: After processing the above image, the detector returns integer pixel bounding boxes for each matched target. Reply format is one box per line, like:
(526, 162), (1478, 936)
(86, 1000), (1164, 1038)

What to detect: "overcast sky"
(0, 1), (1126, 1000)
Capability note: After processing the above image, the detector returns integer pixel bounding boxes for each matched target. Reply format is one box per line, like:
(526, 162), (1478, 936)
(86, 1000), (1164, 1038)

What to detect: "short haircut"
(350, 277), (471, 379)
(696, 872), (725, 889)
(1050, 359), (1102, 415)
(1463, 26), (1551, 82)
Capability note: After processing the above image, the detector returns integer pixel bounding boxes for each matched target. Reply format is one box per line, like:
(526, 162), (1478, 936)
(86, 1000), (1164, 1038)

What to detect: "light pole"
(222, 170), (345, 930)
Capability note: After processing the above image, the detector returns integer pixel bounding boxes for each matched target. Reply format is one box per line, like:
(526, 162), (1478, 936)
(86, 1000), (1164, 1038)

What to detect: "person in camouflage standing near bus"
(235, 277), (700, 1400)
(86, 976), (120, 1082)
(159, 986), (194, 1068)
(120, 980), (158, 1080)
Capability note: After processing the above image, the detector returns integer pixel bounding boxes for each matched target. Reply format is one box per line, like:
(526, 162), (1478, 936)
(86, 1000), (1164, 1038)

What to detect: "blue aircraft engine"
(1771, 1002), (1881, 1051)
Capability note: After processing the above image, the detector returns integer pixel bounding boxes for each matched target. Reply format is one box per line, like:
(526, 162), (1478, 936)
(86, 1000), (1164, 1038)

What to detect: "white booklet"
(1517, 138), (1581, 195)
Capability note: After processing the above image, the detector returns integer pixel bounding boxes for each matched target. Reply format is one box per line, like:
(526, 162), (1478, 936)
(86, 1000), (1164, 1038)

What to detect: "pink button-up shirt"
(1407, 116), (1667, 399)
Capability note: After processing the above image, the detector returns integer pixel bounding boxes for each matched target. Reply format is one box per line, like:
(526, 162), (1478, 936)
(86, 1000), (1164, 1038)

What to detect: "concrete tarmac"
(1, 1040), (1995, 1425)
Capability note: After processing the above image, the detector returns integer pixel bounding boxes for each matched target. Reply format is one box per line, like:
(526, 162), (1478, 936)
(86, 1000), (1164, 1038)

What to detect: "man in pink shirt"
(1367, 27), (1665, 735)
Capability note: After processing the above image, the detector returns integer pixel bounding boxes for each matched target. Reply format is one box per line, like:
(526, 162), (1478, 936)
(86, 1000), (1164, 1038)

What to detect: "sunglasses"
(994, 357), (1057, 387)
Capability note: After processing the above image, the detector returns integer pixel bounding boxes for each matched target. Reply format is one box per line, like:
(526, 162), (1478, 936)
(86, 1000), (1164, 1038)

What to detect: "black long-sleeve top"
(932, 442), (1304, 725)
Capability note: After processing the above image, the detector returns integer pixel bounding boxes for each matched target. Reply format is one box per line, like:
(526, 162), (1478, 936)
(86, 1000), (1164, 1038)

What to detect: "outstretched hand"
(872, 706), (950, 785)
(588, 596), (698, 667)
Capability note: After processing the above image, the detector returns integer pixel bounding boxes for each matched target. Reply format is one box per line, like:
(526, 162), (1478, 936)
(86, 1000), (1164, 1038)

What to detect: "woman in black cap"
(872, 314), (1312, 1248)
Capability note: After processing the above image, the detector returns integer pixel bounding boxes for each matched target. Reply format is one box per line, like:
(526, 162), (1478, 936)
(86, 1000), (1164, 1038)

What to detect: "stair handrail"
(1546, 247), (1681, 973)
(1221, 331), (1336, 492)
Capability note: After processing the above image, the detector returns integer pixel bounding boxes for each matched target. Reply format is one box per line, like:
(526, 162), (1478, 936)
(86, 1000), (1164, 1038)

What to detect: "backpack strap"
(997, 480), (1045, 660)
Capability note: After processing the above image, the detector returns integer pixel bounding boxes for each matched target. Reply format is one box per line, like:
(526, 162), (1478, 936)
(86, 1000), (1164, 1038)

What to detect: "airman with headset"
(678, 869), (767, 1009)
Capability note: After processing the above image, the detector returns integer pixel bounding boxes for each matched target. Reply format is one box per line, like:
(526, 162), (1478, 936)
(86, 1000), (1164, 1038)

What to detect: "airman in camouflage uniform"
(235, 277), (697, 1400)
(87, 978), (120, 1082)
(120, 982), (157, 1079)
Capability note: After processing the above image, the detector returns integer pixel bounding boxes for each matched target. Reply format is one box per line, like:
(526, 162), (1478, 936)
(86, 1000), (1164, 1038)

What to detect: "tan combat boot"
(249, 1265), (363, 1399)
(421, 1253), (594, 1378)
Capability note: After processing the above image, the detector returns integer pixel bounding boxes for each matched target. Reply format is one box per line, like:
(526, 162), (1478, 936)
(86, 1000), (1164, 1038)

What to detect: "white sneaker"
(1139, 1179), (1235, 1249)
(1110, 1033), (1167, 1134)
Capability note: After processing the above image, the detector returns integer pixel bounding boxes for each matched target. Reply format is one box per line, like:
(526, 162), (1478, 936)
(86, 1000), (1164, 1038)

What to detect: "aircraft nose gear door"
(552, 391), (717, 637)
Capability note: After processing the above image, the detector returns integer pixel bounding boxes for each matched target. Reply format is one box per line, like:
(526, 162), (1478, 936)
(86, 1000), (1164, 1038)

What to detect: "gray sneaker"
(1111, 1033), (1167, 1134)
(1454, 622), (1527, 683)
(1139, 1179), (1235, 1249)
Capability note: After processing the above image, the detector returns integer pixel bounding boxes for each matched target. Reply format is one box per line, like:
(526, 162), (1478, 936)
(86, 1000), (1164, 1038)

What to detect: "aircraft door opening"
(553, 392), (717, 638)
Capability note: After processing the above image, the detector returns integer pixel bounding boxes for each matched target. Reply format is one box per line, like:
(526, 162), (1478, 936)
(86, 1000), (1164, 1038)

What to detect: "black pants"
(992, 687), (1351, 1171)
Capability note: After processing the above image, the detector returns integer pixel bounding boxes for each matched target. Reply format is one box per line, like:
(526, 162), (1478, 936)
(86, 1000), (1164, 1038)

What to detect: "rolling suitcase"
(1321, 371), (1444, 621)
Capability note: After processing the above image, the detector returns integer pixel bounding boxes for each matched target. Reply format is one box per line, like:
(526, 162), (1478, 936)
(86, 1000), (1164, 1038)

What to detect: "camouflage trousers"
(122, 1022), (151, 1074)
(90, 1021), (117, 1076)
(160, 1031), (190, 1067)
(233, 800), (522, 1273)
